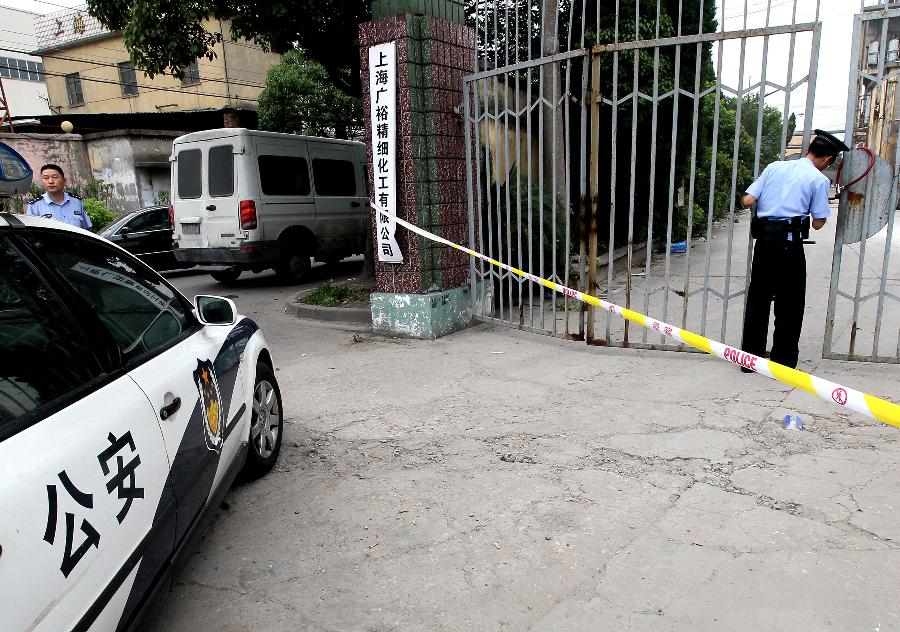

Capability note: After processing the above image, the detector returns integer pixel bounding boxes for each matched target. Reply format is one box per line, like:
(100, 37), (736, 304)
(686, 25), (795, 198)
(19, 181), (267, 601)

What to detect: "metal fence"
(824, 0), (900, 363)
(464, 0), (823, 352)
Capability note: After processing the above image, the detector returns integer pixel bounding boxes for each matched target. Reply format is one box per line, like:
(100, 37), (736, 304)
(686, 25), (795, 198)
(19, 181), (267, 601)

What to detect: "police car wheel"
(243, 362), (283, 480)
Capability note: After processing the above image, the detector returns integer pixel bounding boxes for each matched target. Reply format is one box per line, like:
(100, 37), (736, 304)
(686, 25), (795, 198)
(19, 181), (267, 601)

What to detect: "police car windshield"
(26, 232), (192, 362)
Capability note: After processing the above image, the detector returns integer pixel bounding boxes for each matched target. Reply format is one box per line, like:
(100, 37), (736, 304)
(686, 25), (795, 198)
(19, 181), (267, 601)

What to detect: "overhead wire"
(24, 64), (260, 103)
(0, 44), (269, 91)
(0, 30), (273, 80)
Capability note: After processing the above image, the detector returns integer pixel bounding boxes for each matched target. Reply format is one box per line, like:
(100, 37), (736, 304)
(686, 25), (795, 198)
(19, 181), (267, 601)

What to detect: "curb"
(285, 294), (372, 324)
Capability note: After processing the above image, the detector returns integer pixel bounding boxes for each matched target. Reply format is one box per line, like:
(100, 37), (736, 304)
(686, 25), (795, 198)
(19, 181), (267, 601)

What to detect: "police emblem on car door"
(194, 359), (224, 452)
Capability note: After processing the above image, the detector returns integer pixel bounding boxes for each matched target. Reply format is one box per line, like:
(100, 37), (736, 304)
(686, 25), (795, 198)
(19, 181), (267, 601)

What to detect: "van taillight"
(240, 200), (257, 230)
(168, 205), (175, 228)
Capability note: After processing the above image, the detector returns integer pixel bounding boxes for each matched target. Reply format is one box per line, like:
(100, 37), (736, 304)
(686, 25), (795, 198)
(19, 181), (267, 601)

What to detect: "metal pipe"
(825, 14), (864, 359)
(642, 0), (663, 343)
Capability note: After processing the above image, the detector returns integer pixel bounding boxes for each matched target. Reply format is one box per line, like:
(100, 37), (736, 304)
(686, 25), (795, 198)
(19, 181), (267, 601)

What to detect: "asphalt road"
(166, 257), (365, 332)
(148, 252), (900, 632)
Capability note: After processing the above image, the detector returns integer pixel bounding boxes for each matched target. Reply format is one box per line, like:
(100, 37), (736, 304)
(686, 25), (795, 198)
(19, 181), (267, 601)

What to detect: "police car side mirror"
(195, 295), (237, 326)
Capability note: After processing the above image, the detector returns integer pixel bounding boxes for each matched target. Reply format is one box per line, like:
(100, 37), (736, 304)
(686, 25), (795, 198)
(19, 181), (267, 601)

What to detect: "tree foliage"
(258, 50), (362, 138)
(684, 94), (796, 240)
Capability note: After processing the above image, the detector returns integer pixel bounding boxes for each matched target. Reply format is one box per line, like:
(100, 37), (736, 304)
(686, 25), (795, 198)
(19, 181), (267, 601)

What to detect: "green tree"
(470, 0), (718, 250)
(684, 94), (796, 240)
(258, 50), (362, 138)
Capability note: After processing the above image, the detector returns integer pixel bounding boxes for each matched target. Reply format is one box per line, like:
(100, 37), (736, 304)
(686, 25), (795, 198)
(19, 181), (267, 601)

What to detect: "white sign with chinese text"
(369, 42), (403, 264)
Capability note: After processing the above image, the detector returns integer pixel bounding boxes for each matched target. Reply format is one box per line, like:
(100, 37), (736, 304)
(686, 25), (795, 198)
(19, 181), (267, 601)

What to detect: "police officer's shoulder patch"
(68, 192), (83, 200)
(28, 198), (39, 205)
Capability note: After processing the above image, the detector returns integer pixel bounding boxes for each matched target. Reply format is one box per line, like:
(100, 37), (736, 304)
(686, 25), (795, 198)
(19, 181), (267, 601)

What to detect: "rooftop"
(33, 4), (113, 54)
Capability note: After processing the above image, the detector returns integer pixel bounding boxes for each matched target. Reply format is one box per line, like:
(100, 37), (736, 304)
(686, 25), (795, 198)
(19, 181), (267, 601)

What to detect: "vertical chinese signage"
(369, 42), (403, 263)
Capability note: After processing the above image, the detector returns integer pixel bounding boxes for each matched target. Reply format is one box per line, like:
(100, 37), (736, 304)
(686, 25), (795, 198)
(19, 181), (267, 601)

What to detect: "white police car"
(0, 213), (283, 631)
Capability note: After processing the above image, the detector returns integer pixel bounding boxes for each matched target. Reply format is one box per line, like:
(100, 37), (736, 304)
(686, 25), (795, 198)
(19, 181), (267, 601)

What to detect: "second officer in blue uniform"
(27, 163), (92, 230)
(739, 130), (849, 371)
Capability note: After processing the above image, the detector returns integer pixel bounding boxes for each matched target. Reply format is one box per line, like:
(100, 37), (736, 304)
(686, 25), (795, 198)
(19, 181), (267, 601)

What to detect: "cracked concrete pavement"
(149, 263), (899, 631)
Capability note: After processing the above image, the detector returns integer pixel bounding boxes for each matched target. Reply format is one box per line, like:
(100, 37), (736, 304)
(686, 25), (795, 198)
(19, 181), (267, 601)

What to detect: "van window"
(177, 149), (202, 199)
(258, 155), (310, 195)
(209, 145), (234, 197)
(312, 159), (357, 196)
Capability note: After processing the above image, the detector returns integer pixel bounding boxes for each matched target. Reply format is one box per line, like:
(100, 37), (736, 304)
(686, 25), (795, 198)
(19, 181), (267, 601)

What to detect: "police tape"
(375, 206), (900, 429)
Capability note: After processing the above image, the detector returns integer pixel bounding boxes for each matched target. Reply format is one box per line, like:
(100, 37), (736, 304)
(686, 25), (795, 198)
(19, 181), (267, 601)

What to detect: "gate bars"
(824, 1), (900, 364)
(464, 0), (823, 352)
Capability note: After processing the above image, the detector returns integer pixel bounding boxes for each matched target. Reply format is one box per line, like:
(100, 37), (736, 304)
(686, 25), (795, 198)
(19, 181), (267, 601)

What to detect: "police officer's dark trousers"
(741, 239), (806, 369)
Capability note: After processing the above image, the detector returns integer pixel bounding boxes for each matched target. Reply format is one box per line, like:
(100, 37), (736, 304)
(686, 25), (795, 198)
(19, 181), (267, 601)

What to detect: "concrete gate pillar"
(359, 0), (476, 339)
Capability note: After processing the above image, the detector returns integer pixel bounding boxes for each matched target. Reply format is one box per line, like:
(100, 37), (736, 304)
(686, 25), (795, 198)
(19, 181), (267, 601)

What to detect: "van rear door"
(172, 145), (206, 249)
(204, 143), (241, 249)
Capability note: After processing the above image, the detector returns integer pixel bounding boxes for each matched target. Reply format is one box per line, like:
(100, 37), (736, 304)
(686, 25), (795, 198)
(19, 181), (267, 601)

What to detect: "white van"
(170, 128), (369, 283)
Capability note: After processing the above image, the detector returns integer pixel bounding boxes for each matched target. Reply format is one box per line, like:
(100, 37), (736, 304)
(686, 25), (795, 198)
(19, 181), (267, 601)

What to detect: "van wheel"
(210, 267), (241, 284)
(275, 247), (311, 284)
(241, 362), (283, 480)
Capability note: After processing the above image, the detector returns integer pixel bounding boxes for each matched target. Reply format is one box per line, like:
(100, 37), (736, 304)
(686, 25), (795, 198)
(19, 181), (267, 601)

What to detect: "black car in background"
(101, 205), (186, 271)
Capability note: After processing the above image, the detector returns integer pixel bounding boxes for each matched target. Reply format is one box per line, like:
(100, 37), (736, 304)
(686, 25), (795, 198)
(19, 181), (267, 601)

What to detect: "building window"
(0, 57), (45, 82)
(65, 72), (84, 107)
(118, 61), (138, 97)
(26, 61), (40, 81)
(181, 60), (200, 86)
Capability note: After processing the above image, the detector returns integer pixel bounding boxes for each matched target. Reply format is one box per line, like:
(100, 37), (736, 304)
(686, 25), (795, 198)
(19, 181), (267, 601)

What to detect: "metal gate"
(464, 1), (823, 351)
(824, 0), (900, 363)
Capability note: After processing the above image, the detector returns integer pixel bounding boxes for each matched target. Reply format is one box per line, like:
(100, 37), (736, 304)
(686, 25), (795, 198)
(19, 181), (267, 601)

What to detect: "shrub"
(83, 198), (116, 231)
(300, 282), (366, 307)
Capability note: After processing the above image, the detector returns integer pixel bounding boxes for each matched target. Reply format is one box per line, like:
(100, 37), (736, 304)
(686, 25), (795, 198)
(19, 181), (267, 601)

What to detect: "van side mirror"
(195, 295), (237, 325)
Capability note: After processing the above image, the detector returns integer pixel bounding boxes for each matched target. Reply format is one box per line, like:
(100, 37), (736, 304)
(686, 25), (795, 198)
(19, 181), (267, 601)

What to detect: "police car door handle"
(206, 204), (216, 211)
(160, 397), (181, 420)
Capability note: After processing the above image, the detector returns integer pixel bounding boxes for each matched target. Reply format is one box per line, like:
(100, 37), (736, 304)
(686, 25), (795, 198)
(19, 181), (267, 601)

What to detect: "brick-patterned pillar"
(360, 0), (476, 339)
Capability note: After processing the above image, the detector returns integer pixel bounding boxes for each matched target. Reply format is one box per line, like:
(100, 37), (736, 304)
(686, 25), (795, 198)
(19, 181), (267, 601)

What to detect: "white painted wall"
(0, 5), (51, 118)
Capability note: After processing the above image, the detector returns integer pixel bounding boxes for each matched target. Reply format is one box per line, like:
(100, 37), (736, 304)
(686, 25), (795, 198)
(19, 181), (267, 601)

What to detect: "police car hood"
(0, 213), (94, 234)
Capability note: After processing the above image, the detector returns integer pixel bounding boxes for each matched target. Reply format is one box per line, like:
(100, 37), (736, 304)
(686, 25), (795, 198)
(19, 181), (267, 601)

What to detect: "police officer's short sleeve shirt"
(746, 157), (831, 221)
(27, 192), (92, 229)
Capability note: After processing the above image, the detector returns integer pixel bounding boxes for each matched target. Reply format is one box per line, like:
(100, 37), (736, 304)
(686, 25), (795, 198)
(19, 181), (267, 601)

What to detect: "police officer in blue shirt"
(739, 130), (849, 372)
(27, 163), (92, 230)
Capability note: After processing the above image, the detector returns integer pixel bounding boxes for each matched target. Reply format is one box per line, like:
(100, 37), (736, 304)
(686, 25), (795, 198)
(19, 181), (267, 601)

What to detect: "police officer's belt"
(750, 215), (810, 242)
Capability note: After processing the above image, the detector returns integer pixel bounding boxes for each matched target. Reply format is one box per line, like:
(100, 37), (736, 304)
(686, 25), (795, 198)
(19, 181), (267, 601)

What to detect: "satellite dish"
(0, 142), (32, 197)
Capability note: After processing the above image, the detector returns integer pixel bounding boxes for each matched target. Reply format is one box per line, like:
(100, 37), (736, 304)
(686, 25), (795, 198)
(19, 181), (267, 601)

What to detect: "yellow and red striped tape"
(377, 207), (900, 429)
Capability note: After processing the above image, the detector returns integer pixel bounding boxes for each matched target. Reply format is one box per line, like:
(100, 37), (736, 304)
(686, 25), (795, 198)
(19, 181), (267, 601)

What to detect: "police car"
(0, 213), (284, 631)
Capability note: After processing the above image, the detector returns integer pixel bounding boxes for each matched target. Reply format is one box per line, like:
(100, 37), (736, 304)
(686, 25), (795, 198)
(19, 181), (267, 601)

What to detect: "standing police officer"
(739, 130), (849, 372)
(26, 163), (92, 230)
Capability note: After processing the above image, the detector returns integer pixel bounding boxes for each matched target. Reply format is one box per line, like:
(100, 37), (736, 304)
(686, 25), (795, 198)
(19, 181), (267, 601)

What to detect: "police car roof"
(0, 212), (97, 237)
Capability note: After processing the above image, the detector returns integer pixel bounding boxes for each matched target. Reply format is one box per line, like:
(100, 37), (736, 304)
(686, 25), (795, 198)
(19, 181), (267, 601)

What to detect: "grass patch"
(300, 282), (368, 307)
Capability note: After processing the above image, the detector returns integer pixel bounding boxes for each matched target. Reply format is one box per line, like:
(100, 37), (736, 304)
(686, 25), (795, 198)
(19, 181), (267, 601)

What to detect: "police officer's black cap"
(812, 129), (851, 154)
